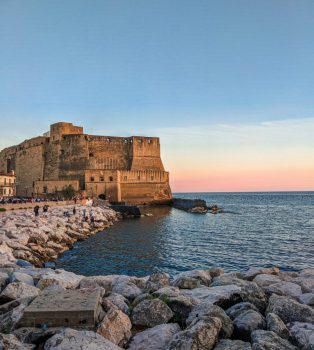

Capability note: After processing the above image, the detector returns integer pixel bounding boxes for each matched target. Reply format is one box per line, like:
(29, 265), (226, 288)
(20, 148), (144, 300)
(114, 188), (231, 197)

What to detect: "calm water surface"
(56, 192), (314, 277)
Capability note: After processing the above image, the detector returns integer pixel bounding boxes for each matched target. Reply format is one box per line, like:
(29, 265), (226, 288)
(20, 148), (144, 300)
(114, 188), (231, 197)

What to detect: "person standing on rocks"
(34, 205), (40, 217)
(73, 207), (76, 215)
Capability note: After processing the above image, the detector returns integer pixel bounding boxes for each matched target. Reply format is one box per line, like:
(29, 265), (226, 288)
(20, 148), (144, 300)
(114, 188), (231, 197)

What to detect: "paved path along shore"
(0, 206), (313, 349)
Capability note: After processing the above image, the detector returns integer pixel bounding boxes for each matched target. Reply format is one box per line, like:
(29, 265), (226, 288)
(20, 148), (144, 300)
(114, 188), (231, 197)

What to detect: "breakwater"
(0, 200), (313, 349)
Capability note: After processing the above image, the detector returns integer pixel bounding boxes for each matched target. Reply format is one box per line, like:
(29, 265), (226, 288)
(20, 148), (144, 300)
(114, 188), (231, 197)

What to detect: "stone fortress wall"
(0, 122), (172, 204)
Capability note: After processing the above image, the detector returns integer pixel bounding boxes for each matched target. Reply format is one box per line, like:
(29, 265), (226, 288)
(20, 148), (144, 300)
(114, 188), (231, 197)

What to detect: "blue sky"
(1, 0), (314, 190)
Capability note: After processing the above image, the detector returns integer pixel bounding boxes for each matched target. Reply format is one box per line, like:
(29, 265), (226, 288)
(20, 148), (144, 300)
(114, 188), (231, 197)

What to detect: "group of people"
(33, 204), (49, 217)
(33, 204), (96, 227)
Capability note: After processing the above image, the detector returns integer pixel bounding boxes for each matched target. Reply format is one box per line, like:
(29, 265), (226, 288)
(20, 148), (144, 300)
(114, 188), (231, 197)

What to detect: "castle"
(0, 122), (172, 204)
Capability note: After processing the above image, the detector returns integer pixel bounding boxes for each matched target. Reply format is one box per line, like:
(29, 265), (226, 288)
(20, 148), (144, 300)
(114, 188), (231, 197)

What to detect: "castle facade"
(0, 122), (172, 204)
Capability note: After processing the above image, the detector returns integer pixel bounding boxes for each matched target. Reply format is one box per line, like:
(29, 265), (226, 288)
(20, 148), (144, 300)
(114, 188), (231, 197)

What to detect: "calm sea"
(56, 192), (314, 277)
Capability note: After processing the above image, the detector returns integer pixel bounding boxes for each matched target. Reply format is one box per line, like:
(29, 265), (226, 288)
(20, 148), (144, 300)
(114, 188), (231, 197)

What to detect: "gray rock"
(0, 282), (40, 303)
(267, 294), (314, 324)
(214, 339), (252, 350)
(253, 274), (281, 288)
(10, 272), (34, 286)
(131, 299), (173, 327)
(243, 267), (279, 281)
(172, 269), (213, 287)
(153, 286), (181, 299)
(211, 274), (248, 288)
(266, 282), (302, 299)
(299, 293), (314, 306)
(0, 272), (9, 291)
(0, 333), (35, 349)
(266, 313), (289, 339)
(239, 282), (268, 312)
(128, 323), (181, 350)
(251, 330), (296, 350)
(187, 302), (233, 338)
(132, 293), (154, 307)
(172, 276), (201, 289)
(288, 322), (314, 350)
(44, 328), (122, 349)
(168, 317), (222, 350)
(233, 309), (266, 341)
(102, 293), (129, 314)
(165, 294), (198, 326)
(145, 272), (170, 292)
(292, 276), (314, 293)
(0, 304), (26, 333)
(181, 285), (242, 308)
(112, 281), (142, 300)
(226, 302), (259, 320)
(37, 270), (83, 290)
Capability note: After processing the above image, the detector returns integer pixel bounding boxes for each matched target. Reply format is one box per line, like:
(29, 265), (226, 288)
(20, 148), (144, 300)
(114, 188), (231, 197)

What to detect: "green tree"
(62, 185), (75, 200)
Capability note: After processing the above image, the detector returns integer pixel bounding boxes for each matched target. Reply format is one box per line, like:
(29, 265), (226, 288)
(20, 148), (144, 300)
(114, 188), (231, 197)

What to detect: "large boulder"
(111, 281), (142, 300)
(299, 293), (314, 306)
(97, 308), (131, 347)
(243, 267), (279, 281)
(10, 272), (34, 286)
(0, 282), (40, 303)
(232, 309), (266, 341)
(253, 274), (281, 288)
(0, 333), (35, 350)
(37, 270), (83, 290)
(266, 282), (302, 299)
(187, 303), (233, 338)
(213, 339), (252, 350)
(226, 302), (259, 321)
(44, 328), (122, 349)
(153, 286), (181, 299)
(288, 322), (314, 350)
(145, 272), (170, 292)
(251, 330), (296, 350)
(128, 323), (181, 350)
(266, 294), (314, 324)
(131, 299), (173, 327)
(79, 275), (115, 291)
(172, 276), (201, 290)
(172, 269), (213, 287)
(239, 282), (268, 312)
(164, 294), (198, 326)
(266, 313), (289, 339)
(102, 293), (129, 314)
(168, 317), (222, 350)
(0, 304), (26, 333)
(182, 285), (241, 308)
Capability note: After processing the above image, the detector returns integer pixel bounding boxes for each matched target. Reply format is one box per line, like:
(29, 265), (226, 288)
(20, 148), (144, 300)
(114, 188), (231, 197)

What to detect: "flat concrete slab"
(19, 289), (101, 329)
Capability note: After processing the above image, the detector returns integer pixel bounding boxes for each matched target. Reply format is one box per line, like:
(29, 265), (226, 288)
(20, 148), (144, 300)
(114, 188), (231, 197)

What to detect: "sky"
(0, 0), (314, 192)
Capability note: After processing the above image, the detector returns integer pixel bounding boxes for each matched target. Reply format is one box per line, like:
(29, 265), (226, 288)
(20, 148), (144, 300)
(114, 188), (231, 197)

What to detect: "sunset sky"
(1, 0), (314, 192)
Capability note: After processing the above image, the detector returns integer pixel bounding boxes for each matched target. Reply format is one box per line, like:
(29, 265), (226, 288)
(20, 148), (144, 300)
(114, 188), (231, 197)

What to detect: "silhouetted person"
(73, 207), (76, 215)
(34, 206), (39, 217)
(43, 205), (49, 213)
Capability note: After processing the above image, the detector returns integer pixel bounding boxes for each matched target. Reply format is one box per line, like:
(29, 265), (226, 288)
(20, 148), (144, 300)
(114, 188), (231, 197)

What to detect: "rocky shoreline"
(0, 207), (313, 349)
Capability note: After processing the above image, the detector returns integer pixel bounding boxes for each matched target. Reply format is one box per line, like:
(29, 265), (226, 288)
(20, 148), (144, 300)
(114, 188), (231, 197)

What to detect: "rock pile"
(0, 205), (120, 266)
(0, 263), (312, 349)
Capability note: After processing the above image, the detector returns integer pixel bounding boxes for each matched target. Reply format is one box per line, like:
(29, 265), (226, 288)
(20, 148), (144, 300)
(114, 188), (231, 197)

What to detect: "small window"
(100, 176), (104, 181)
(32, 181), (35, 187)
(123, 176), (127, 181)
(89, 153), (93, 157)
(90, 177), (95, 182)
(109, 176), (113, 182)
(60, 149), (64, 155)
